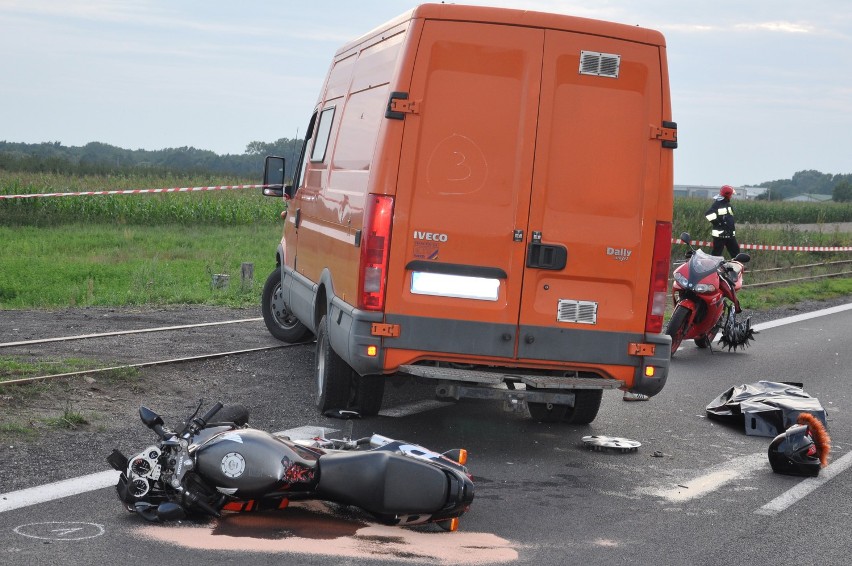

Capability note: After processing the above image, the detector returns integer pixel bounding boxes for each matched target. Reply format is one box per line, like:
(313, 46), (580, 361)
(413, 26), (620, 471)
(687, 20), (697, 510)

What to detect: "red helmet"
(720, 185), (734, 198)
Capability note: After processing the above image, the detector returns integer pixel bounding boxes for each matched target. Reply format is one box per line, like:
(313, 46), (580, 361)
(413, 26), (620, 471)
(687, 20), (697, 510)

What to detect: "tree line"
(757, 170), (852, 202)
(0, 139), (304, 181)
(2, 140), (851, 201)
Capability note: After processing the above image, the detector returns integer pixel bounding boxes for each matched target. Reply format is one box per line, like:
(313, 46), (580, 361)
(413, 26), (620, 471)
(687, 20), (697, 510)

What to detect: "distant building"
(674, 185), (767, 200)
(784, 193), (833, 203)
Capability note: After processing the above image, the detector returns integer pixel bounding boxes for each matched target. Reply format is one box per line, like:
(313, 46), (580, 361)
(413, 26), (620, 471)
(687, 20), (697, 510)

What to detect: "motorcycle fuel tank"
(195, 428), (319, 497)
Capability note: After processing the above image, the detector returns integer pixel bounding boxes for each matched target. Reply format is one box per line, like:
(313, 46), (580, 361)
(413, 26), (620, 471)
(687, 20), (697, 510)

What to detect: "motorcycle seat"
(316, 451), (449, 514)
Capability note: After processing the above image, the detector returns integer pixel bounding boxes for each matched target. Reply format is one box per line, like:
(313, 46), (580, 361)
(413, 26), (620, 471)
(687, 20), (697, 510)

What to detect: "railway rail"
(2, 259), (851, 386)
(0, 317), (314, 387)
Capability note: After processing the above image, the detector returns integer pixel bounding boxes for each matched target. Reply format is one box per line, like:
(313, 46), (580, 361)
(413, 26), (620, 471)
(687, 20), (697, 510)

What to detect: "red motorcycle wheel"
(665, 305), (691, 355)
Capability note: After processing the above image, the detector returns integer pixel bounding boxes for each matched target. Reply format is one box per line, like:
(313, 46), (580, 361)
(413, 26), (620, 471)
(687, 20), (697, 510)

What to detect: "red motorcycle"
(667, 232), (756, 354)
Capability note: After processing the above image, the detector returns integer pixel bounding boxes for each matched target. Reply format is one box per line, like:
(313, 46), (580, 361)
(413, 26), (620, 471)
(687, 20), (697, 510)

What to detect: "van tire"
(262, 269), (311, 343)
(561, 389), (603, 425)
(527, 389), (569, 423)
(354, 375), (385, 416)
(316, 315), (354, 412)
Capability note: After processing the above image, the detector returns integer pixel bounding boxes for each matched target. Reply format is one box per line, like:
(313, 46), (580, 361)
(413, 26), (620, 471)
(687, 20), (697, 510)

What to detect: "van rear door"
(383, 19), (664, 366)
(517, 31), (665, 363)
(383, 20), (543, 360)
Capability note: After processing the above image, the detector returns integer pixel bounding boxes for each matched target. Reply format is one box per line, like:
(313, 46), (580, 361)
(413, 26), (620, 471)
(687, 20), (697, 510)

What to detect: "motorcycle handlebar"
(200, 403), (224, 426)
(194, 402), (223, 429)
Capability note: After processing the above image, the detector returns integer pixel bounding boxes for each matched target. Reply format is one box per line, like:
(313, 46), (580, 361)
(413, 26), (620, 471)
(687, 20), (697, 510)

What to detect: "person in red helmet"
(705, 184), (740, 257)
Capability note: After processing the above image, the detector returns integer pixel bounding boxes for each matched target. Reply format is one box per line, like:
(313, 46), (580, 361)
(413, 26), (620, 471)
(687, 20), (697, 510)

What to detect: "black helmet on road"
(768, 413), (830, 477)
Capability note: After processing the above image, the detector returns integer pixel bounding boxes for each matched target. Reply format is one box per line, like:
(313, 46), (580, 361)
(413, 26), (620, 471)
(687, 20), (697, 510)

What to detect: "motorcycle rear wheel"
(665, 305), (690, 355)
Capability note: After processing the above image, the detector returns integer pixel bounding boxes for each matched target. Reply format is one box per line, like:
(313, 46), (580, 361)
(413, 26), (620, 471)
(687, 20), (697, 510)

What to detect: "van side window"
(310, 107), (335, 162)
(293, 112), (317, 191)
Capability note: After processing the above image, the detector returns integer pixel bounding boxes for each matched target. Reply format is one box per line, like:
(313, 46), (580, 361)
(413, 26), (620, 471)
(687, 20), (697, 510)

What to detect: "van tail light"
(358, 194), (394, 311)
(645, 221), (672, 334)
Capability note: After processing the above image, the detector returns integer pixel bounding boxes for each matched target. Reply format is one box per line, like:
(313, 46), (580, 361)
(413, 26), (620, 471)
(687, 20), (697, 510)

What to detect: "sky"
(1, 1), (850, 187)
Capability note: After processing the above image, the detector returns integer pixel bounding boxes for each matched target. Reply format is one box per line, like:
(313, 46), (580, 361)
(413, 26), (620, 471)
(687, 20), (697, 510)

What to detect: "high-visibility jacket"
(705, 196), (735, 238)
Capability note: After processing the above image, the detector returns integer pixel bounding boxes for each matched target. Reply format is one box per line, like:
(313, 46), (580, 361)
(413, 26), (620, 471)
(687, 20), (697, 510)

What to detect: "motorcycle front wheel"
(665, 305), (691, 355)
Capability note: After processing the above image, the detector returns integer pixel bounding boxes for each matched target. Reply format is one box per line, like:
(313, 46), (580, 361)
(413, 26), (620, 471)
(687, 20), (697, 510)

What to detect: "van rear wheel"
(354, 375), (385, 416)
(561, 389), (603, 425)
(316, 315), (354, 412)
(262, 269), (311, 343)
(527, 387), (569, 423)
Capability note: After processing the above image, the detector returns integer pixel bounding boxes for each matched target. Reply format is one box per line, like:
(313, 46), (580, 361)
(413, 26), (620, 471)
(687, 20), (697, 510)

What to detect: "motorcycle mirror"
(139, 406), (164, 429)
(679, 232), (691, 245)
(734, 252), (751, 263)
(157, 502), (187, 521)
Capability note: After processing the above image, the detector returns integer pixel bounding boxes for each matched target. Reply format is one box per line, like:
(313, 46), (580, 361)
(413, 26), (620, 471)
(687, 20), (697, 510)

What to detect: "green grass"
(0, 223), (282, 308)
(739, 277), (852, 310)
(0, 170), (283, 226)
(0, 355), (140, 384)
(42, 403), (89, 429)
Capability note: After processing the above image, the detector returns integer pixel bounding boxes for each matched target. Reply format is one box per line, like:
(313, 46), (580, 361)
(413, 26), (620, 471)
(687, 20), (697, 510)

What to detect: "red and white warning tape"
(0, 184), (266, 200)
(673, 238), (852, 252)
(2, 186), (850, 252)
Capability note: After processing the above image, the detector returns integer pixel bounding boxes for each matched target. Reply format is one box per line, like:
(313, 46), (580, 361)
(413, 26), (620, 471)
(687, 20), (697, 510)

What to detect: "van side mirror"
(263, 156), (286, 198)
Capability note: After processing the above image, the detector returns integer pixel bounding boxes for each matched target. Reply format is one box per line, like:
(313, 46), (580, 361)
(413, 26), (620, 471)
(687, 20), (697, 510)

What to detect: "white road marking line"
(645, 452), (766, 502)
(751, 302), (852, 332)
(379, 399), (454, 417)
(754, 450), (852, 516)
(0, 470), (119, 513)
(679, 302), (852, 350)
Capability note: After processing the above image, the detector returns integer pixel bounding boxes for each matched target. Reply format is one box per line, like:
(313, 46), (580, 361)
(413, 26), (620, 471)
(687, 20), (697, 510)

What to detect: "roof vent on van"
(579, 51), (620, 78)
(557, 299), (598, 325)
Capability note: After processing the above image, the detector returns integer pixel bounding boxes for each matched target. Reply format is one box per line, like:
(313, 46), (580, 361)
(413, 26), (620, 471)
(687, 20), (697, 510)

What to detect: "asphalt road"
(1, 305), (850, 565)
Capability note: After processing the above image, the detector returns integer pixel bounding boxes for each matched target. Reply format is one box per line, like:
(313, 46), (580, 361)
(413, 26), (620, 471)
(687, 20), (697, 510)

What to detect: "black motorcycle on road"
(107, 401), (474, 531)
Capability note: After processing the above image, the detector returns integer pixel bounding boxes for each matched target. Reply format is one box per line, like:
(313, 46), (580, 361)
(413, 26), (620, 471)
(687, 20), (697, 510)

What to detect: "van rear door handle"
(526, 242), (567, 270)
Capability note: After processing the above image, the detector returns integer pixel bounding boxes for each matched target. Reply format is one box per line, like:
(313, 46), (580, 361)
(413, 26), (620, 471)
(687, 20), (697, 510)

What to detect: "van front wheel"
(316, 315), (354, 413)
(262, 269), (311, 343)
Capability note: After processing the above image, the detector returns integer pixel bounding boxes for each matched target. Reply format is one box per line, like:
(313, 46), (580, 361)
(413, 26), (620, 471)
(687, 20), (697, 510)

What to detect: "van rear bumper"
(383, 314), (671, 396)
(629, 332), (671, 396)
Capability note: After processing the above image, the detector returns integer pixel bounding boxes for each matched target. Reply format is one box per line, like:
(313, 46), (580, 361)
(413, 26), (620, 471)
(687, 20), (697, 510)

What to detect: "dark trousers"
(711, 237), (740, 258)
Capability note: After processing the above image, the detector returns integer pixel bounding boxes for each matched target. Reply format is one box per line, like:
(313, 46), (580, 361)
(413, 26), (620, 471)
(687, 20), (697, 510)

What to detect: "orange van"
(262, 3), (676, 424)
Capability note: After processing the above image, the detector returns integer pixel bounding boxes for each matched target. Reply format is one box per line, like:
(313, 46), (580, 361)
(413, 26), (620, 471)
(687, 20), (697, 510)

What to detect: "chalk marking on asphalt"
(379, 399), (454, 418)
(0, 318), (264, 348)
(754, 450), (852, 516)
(0, 470), (119, 513)
(645, 452), (766, 502)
